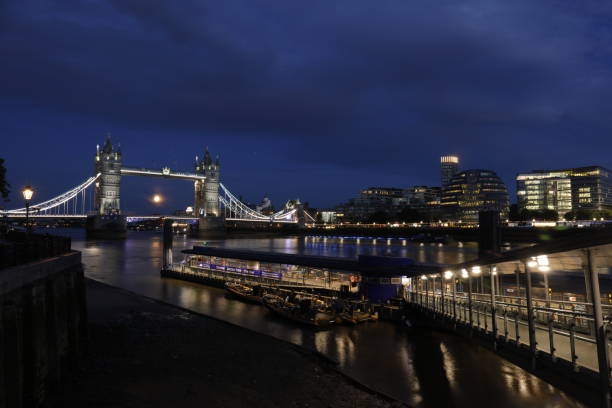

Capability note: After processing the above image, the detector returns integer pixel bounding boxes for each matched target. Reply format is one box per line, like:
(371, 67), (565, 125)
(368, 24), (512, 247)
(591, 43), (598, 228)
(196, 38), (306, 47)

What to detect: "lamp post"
(22, 185), (34, 232)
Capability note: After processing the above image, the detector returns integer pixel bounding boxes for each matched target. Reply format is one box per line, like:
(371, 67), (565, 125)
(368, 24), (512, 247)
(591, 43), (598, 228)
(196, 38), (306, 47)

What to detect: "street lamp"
(22, 185), (34, 232)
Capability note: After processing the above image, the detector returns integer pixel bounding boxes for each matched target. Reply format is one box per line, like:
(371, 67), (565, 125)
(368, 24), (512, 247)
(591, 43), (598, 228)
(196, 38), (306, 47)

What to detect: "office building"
(404, 186), (441, 208)
(335, 187), (404, 221)
(441, 169), (509, 222)
(516, 166), (612, 216)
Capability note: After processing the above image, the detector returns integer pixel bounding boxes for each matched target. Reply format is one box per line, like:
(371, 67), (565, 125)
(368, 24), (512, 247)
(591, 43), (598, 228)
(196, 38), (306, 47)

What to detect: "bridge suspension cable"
(219, 183), (300, 223)
(1, 174), (100, 215)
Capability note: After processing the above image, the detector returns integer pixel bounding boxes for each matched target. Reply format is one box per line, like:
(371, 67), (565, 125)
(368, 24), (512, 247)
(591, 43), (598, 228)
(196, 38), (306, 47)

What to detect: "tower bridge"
(1, 136), (314, 235)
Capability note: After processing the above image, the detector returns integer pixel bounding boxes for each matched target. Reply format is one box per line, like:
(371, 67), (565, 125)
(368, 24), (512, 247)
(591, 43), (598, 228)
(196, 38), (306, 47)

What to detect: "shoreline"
(62, 278), (406, 407)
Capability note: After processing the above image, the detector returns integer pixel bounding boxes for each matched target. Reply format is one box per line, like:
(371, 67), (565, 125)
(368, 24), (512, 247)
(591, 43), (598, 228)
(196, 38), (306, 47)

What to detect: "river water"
(50, 228), (582, 407)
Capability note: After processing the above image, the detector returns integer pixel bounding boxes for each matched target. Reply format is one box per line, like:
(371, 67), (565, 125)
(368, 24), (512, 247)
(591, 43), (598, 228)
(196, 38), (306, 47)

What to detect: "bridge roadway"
(3, 214), (299, 224)
(120, 166), (206, 180)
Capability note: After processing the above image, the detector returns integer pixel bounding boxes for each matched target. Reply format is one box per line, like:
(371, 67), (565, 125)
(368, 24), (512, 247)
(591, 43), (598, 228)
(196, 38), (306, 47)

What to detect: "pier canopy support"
(523, 260), (537, 370)
(584, 248), (611, 408)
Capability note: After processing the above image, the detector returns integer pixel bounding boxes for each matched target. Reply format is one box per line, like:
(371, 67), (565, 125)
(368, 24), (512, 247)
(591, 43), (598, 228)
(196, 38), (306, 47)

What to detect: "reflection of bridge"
(0, 137), (315, 226)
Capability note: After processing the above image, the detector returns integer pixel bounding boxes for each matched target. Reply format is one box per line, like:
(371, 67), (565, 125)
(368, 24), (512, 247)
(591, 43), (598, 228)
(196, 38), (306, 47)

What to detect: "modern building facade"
(335, 187), (404, 221)
(441, 169), (509, 222)
(516, 166), (612, 215)
(318, 210), (337, 224)
(441, 155), (459, 188)
(335, 185), (444, 222)
(404, 186), (441, 208)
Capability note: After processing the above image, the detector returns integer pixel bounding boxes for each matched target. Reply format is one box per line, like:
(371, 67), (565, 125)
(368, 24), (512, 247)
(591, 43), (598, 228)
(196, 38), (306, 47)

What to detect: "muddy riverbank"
(62, 279), (404, 408)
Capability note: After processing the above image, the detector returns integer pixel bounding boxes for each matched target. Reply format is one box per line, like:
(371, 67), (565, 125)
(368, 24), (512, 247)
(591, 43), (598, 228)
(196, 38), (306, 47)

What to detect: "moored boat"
(224, 282), (264, 303)
(262, 295), (335, 328)
(339, 310), (378, 325)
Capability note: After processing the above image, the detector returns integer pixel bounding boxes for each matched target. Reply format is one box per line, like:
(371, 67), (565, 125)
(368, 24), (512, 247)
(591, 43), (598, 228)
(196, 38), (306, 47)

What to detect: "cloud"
(2, 0), (612, 208)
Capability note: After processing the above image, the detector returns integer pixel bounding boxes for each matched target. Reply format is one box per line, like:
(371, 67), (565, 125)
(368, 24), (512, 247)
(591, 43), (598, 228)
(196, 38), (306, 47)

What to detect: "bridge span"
(1, 136), (315, 231)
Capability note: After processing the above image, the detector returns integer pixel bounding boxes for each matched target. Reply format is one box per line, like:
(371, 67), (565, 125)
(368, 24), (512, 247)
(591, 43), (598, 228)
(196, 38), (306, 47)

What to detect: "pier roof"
(182, 246), (445, 277)
(456, 227), (612, 275)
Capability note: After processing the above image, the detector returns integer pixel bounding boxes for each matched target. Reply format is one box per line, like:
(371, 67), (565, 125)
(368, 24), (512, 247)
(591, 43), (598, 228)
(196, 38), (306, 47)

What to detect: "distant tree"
(593, 209), (612, 220)
(575, 209), (593, 220)
(518, 209), (532, 221)
(397, 207), (424, 223)
(517, 208), (558, 221)
(539, 209), (559, 221)
(508, 204), (520, 221)
(367, 211), (390, 224)
(0, 158), (9, 203)
(565, 209), (600, 220)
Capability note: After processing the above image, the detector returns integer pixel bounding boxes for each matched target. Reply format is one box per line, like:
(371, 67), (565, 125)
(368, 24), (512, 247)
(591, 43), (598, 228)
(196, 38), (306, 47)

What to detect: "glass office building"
(441, 169), (509, 222)
(516, 166), (612, 214)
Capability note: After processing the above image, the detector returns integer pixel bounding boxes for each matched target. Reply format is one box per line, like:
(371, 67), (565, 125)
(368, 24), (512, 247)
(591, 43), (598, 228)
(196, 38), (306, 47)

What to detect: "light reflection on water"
(47, 229), (584, 407)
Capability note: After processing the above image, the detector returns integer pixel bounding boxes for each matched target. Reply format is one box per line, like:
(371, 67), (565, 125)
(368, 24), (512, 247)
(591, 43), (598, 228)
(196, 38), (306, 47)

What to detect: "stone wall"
(0, 251), (86, 408)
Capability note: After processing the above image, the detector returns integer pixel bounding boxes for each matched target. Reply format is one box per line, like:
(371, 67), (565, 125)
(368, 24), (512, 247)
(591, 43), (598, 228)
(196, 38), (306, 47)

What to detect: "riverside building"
(516, 166), (612, 215)
(334, 187), (404, 221)
(335, 186), (442, 222)
(440, 169), (509, 222)
(441, 155), (459, 188)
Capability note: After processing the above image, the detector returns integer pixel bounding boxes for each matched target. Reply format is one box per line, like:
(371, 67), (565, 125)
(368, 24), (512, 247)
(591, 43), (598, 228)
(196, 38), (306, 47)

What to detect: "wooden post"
(162, 219), (173, 270)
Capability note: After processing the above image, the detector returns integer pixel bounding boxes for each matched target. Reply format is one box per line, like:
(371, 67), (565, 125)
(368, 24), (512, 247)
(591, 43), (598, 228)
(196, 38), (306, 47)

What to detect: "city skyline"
(2, 136), (611, 213)
(3, 1), (612, 212)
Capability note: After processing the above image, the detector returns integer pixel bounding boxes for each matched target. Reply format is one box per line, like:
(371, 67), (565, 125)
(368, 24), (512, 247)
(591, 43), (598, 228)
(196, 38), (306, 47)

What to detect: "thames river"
(52, 229), (582, 407)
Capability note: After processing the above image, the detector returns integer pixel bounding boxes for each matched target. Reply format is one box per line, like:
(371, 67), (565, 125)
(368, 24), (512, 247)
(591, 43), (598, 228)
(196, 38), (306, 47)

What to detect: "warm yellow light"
(461, 269), (469, 279)
(441, 155), (459, 164)
(536, 255), (549, 266)
(471, 266), (481, 275)
(444, 270), (454, 280)
(153, 194), (162, 203)
(22, 186), (34, 201)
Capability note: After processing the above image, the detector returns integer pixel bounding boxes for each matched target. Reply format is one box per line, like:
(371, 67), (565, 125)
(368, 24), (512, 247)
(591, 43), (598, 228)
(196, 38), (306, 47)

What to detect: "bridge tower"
(87, 135), (126, 238)
(94, 135), (122, 215)
(194, 148), (224, 236)
(194, 148), (221, 217)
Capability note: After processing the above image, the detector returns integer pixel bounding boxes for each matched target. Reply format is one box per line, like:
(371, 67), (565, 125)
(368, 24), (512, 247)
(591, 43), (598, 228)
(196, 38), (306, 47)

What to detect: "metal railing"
(410, 289), (603, 372)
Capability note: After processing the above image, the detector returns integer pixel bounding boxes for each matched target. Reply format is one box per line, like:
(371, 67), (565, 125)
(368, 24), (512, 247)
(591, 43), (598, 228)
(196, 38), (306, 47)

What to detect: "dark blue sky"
(2, 1), (612, 213)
